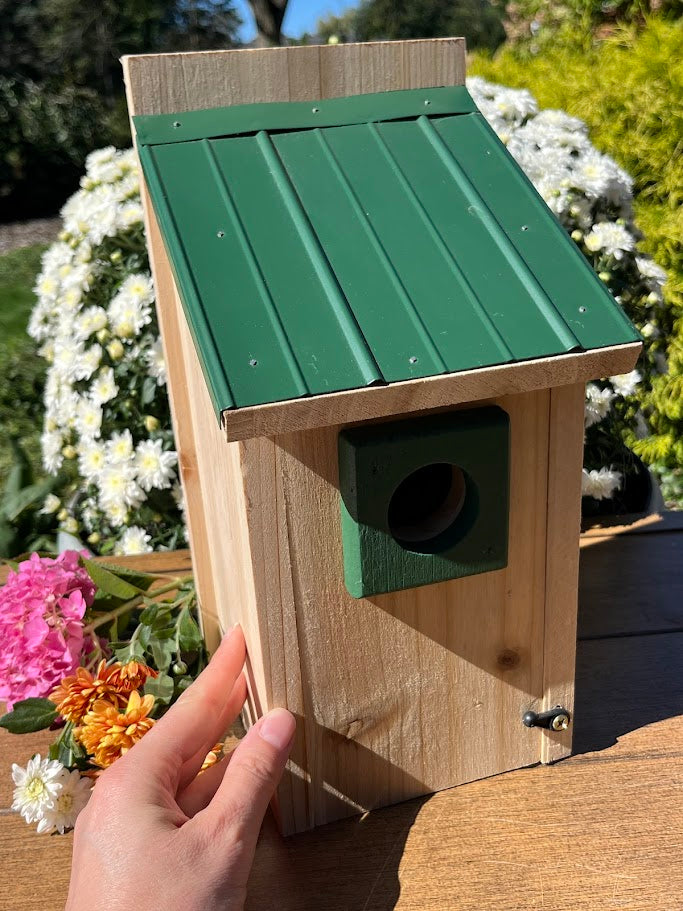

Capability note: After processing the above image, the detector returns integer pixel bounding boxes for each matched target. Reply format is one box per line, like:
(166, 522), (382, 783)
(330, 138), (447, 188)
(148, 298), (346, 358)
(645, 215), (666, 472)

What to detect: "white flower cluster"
(468, 76), (669, 503)
(29, 147), (184, 554)
(12, 755), (91, 835)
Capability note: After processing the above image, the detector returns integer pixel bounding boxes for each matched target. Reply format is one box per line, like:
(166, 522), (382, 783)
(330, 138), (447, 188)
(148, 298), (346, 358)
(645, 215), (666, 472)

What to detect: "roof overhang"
(220, 341), (641, 441)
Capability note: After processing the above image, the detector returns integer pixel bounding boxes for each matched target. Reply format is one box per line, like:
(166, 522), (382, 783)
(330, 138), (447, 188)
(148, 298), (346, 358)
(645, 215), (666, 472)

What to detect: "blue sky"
(233, 0), (355, 42)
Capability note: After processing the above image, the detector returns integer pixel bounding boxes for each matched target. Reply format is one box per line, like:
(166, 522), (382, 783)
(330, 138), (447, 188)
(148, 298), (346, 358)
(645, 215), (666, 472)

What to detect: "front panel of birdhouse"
(254, 389), (548, 832)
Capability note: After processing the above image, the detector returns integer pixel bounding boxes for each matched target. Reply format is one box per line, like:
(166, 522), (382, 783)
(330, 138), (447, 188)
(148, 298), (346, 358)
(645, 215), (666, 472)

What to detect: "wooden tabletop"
(2, 515), (682, 910)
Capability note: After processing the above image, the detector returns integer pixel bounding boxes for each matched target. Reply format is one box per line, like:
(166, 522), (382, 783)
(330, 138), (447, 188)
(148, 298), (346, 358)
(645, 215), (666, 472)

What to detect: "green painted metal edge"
(138, 143), (236, 415)
(134, 86), (478, 146)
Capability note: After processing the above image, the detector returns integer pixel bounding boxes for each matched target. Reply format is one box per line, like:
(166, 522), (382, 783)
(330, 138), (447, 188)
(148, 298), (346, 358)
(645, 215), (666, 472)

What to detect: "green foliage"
(471, 18), (683, 495)
(501, 0), (682, 49)
(0, 244), (48, 483)
(317, 0), (506, 51)
(0, 0), (241, 218)
(0, 437), (58, 558)
(0, 697), (58, 734)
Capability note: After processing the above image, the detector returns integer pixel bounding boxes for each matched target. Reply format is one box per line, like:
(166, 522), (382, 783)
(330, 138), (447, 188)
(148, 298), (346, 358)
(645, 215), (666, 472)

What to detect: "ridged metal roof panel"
(136, 87), (641, 418)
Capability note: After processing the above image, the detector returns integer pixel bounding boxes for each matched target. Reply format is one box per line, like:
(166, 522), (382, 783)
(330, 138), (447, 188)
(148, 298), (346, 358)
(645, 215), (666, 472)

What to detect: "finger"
(176, 751), (233, 817)
(176, 672), (246, 791)
(199, 708), (295, 856)
(130, 625), (246, 782)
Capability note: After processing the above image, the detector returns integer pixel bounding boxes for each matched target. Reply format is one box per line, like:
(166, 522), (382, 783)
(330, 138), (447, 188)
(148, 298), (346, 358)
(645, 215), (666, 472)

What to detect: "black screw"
(523, 706), (570, 731)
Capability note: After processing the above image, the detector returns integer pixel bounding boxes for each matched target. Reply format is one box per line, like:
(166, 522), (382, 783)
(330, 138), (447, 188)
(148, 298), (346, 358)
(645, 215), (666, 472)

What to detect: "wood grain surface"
(2, 519), (682, 909)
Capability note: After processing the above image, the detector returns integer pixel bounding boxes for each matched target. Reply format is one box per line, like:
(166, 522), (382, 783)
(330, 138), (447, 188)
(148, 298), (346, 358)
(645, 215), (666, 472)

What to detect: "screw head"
(551, 713), (570, 732)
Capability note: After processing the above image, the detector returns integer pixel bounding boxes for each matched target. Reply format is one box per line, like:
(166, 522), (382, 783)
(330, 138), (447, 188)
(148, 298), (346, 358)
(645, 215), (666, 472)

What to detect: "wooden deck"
(1, 515), (682, 910)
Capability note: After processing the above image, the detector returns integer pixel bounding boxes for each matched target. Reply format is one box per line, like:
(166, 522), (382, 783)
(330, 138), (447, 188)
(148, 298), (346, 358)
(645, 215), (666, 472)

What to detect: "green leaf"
(178, 610), (203, 651)
(3, 477), (56, 522)
(0, 698), (58, 733)
(139, 602), (161, 625)
(144, 673), (174, 705)
(81, 558), (143, 599)
(97, 563), (160, 592)
(150, 638), (174, 673)
(141, 376), (157, 406)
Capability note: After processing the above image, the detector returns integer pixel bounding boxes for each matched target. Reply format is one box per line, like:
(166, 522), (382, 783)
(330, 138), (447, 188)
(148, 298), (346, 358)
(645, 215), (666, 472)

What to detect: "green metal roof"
(136, 86), (640, 419)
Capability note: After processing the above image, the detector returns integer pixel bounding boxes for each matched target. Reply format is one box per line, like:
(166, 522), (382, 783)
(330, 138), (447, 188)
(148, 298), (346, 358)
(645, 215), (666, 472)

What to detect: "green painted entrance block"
(338, 407), (510, 598)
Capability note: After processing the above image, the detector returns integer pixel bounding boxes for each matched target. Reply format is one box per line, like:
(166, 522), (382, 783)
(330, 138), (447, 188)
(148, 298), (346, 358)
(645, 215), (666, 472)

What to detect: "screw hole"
(579, 306), (587, 313)
(424, 99), (431, 106)
(217, 231), (225, 238)
(521, 225), (529, 231)
(312, 107), (319, 113)
(409, 355), (418, 364)
(249, 358), (258, 367)
(172, 121), (181, 128)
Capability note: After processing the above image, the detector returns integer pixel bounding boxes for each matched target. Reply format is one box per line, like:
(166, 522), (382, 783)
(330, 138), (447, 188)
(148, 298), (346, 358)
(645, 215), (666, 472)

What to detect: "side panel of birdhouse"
(259, 391), (550, 832)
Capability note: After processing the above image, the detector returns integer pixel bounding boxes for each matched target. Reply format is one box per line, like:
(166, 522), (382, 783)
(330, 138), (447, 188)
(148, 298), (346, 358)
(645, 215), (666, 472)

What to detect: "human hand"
(65, 625), (295, 911)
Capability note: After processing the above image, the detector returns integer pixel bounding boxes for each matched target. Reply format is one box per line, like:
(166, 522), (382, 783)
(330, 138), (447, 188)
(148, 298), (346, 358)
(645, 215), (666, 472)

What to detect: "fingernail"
(258, 708), (296, 751)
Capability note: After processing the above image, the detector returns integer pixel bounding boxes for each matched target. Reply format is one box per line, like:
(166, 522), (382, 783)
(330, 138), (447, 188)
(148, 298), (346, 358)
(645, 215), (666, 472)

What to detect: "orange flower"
(199, 743), (223, 774)
(102, 660), (158, 693)
(50, 660), (158, 723)
(76, 691), (156, 768)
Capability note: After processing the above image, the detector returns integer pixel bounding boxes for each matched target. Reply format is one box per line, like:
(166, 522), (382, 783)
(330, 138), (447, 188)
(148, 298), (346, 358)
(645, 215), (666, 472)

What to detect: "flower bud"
(598, 272), (611, 283)
(58, 230), (71, 243)
(570, 230), (583, 242)
(62, 444), (77, 459)
(173, 661), (188, 675)
(110, 250), (123, 264)
(57, 508), (69, 522)
(107, 339), (125, 360)
(96, 328), (110, 344)
(87, 532), (101, 545)
(151, 512), (162, 523)
(144, 414), (160, 433)
(64, 517), (79, 534)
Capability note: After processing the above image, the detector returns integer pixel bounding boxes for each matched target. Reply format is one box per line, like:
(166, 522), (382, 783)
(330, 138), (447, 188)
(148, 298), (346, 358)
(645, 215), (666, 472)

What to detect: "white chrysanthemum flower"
(107, 429), (134, 463)
(584, 222), (635, 260)
(636, 256), (667, 290)
(585, 383), (614, 428)
(90, 367), (118, 405)
(52, 338), (85, 382)
(78, 440), (107, 481)
(75, 397), (103, 439)
(40, 493), (61, 515)
(42, 430), (64, 473)
(135, 439), (178, 491)
(36, 770), (92, 835)
(145, 337), (167, 385)
(115, 525), (153, 556)
(581, 467), (622, 500)
(98, 462), (145, 510)
(108, 275), (154, 337)
(74, 306), (107, 341)
(74, 344), (103, 381)
(12, 756), (64, 825)
(104, 500), (130, 528)
(610, 370), (641, 397)
(117, 200), (144, 228)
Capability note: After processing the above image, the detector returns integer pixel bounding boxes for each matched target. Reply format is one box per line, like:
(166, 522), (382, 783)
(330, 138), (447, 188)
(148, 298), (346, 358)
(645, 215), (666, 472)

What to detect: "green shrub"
(470, 17), (683, 497)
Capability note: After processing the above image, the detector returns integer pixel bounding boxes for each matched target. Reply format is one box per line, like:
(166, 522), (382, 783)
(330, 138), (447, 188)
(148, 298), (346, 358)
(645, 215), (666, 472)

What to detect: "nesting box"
(124, 39), (641, 835)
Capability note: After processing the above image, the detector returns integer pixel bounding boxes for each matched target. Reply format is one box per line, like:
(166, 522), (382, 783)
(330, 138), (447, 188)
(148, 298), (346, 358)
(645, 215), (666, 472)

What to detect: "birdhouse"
(124, 39), (641, 835)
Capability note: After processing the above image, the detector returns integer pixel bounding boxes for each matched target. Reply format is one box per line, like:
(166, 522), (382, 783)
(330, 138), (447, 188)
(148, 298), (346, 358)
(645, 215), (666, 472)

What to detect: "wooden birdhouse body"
(124, 39), (641, 835)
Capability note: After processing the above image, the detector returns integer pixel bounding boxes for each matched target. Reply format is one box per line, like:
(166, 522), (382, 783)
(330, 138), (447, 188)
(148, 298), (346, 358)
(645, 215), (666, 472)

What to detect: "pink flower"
(0, 551), (96, 710)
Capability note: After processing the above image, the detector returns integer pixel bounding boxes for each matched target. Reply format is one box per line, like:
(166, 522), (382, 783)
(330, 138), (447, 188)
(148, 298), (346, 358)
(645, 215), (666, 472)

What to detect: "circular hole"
(217, 230), (225, 238)
(424, 99), (431, 106)
(249, 358), (258, 367)
(409, 355), (418, 365)
(579, 306), (587, 313)
(172, 121), (181, 128)
(312, 107), (319, 113)
(388, 463), (467, 552)
(521, 225), (529, 231)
